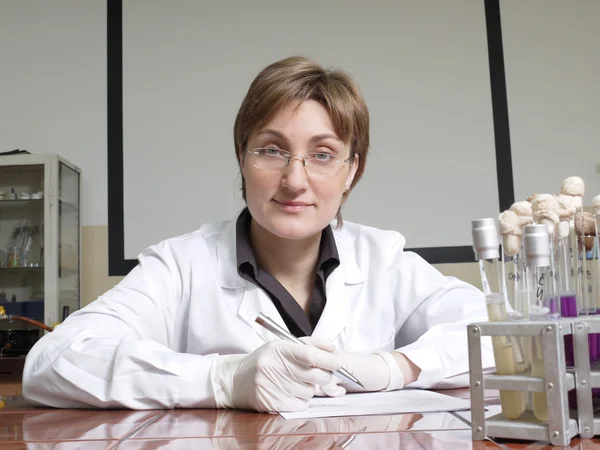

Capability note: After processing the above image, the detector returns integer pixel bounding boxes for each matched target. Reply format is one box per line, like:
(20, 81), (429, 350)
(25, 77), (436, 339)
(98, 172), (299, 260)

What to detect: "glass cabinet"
(0, 154), (81, 356)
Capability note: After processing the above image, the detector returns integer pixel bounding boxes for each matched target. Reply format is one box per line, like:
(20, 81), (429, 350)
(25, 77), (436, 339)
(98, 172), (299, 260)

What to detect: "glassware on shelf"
(2, 222), (44, 268)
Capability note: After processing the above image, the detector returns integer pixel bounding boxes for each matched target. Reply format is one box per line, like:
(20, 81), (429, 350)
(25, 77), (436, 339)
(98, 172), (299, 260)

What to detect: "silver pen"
(255, 313), (365, 389)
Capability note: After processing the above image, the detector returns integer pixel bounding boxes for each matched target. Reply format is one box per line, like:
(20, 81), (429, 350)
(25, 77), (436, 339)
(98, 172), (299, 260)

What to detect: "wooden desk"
(0, 383), (597, 449)
(0, 357), (25, 397)
(0, 375), (21, 397)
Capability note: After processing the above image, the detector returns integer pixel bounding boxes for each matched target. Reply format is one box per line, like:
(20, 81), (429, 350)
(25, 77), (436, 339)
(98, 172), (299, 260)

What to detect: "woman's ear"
(344, 154), (359, 191)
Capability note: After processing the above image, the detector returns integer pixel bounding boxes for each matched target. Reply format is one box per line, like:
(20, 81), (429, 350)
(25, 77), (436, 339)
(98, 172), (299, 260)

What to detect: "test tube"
(593, 196), (600, 365)
(529, 306), (551, 422)
(523, 225), (560, 421)
(558, 176), (584, 317)
(556, 227), (577, 366)
(585, 226), (599, 363)
(472, 219), (526, 419)
(592, 196), (600, 397)
(548, 229), (560, 316)
(498, 210), (530, 371)
(499, 210), (524, 313)
(575, 211), (597, 361)
(531, 195), (561, 315)
(509, 201), (535, 319)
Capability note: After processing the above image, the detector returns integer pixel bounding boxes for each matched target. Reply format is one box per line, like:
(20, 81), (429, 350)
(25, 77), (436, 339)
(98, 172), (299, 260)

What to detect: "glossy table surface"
(1, 378), (599, 449)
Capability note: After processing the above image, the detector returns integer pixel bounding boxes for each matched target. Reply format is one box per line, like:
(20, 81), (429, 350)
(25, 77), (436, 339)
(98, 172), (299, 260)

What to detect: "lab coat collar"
(217, 213), (365, 341)
(331, 226), (365, 285)
(216, 211), (246, 289)
(312, 227), (365, 340)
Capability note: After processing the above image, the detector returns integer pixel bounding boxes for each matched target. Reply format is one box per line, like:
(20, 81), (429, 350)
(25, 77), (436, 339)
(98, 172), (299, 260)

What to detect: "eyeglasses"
(246, 148), (351, 176)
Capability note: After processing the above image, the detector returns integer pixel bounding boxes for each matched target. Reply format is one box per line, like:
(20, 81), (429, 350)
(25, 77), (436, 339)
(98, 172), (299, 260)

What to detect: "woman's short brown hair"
(233, 56), (370, 226)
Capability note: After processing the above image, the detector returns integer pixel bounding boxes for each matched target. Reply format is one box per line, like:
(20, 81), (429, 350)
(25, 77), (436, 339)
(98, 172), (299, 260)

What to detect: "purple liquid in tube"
(595, 309), (600, 398)
(590, 309), (600, 399)
(597, 309), (600, 364)
(590, 309), (599, 362)
(560, 295), (578, 317)
(561, 294), (577, 366)
(590, 331), (599, 362)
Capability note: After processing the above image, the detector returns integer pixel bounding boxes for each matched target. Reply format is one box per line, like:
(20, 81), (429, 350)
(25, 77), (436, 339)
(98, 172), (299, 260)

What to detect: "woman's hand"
(305, 338), (418, 394)
(213, 340), (344, 412)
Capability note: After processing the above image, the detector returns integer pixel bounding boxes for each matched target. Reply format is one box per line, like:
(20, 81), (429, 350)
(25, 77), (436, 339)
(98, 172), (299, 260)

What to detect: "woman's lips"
(273, 199), (313, 212)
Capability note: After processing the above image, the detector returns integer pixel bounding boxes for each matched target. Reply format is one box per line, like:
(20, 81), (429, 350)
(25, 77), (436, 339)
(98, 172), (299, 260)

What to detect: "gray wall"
(1, 0), (598, 261)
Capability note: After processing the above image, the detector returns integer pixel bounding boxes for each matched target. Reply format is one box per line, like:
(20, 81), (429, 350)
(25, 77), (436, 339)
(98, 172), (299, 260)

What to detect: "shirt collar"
(235, 207), (340, 277)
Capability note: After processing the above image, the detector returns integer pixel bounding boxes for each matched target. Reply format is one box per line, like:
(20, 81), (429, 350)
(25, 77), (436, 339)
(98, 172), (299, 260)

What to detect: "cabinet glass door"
(58, 162), (80, 321)
(0, 164), (45, 355)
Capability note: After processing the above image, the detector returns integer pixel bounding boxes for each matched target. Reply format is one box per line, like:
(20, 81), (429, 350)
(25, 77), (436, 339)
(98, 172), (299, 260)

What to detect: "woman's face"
(241, 100), (358, 241)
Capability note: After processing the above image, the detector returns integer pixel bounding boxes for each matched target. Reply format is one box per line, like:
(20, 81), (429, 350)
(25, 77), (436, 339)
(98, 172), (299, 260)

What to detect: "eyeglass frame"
(244, 147), (353, 176)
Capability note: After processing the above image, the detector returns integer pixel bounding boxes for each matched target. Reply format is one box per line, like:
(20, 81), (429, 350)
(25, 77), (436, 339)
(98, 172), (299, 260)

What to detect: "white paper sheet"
(279, 389), (471, 420)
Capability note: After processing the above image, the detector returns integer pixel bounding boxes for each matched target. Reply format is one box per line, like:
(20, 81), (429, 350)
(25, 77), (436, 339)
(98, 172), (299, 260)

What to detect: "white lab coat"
(22, 214), (494, 409)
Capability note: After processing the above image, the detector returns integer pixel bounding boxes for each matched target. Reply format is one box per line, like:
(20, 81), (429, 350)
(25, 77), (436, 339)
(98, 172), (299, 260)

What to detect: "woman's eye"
(263, 147), (281, 156)
(314, 152), (333, 161)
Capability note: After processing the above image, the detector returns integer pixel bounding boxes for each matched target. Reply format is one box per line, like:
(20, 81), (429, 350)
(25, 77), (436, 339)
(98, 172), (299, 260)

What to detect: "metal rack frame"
(572, 319), (599, 439)
(468, 318), (582, 446)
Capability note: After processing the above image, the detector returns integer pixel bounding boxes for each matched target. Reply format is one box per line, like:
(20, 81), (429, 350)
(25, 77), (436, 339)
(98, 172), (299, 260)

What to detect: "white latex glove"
(306, 338), (405, 394)
(296, 338), (347, 398)
(211, 340), (344, 413)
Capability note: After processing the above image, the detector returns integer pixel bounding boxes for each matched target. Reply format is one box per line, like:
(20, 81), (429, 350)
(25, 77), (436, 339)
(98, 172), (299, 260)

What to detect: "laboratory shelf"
(0, 199), (43, 209)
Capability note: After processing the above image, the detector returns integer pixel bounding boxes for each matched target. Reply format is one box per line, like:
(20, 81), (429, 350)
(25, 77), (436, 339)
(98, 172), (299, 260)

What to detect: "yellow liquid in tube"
(486, 300), (526, 419)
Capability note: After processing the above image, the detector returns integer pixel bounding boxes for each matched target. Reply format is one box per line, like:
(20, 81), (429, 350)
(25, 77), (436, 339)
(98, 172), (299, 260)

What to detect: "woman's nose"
(281, 156), (309, 191)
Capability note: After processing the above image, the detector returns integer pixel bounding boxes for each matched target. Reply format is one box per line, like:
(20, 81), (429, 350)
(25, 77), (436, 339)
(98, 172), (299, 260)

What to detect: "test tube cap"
(471, 218), (499, 260)
(523, 224), (550, 268)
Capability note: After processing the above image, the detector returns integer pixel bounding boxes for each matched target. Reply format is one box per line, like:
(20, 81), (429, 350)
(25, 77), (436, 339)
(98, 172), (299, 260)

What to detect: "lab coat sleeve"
(22, 243), (221, 409)
(390, 242), (494, 389)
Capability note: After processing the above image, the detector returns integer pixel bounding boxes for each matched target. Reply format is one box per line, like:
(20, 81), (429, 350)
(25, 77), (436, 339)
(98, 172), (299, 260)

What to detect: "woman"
(22, 56), (493, 412)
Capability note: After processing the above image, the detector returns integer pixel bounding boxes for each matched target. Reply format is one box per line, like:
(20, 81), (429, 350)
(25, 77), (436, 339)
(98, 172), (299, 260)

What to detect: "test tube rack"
(467, 317), (600, 446)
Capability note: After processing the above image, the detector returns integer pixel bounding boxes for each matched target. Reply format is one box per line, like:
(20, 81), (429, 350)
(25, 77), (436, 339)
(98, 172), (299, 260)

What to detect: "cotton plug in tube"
(560, 176), (585, 209)
(556, 194), (576, 241)
(499, 210), (523, 257)
(510, 201), (534, 228)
